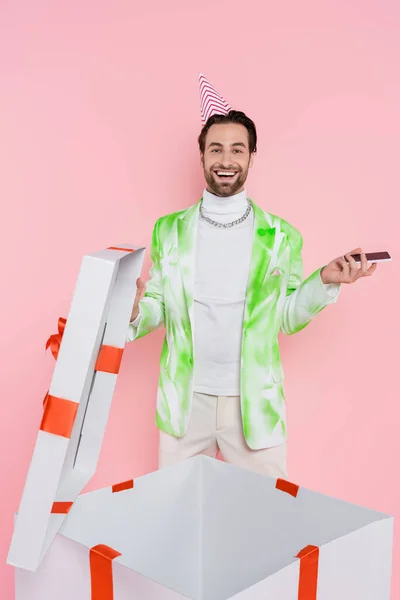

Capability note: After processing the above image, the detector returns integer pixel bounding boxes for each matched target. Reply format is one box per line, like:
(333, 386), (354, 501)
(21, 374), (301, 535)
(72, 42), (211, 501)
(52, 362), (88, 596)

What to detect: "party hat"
(199, 73), (232, 126)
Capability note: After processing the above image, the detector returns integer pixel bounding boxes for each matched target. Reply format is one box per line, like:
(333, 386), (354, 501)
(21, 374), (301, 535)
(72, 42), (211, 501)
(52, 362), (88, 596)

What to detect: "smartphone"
(348, 251), (392, 263)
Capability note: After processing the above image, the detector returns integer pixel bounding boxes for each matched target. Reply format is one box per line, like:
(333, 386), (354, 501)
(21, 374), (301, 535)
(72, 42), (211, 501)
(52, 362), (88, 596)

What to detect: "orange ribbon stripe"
(90, 544), (121, 600)
(51, 502), (73, 514)
(275, 478), (300, 498)
(95, 346), (124, 375)
(107, 247), (135, 253)
(40, 395), (78, 438)
(112, 479), (134, 493)
(296, 545), (319, 600)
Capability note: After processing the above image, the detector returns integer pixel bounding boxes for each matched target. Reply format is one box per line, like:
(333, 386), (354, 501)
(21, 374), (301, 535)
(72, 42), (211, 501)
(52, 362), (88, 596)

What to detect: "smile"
(214, 170), (238, 179)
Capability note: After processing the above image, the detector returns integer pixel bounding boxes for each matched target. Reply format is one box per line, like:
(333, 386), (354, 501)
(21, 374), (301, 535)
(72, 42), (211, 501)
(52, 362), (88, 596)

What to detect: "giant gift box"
(7, 245), (394, 600)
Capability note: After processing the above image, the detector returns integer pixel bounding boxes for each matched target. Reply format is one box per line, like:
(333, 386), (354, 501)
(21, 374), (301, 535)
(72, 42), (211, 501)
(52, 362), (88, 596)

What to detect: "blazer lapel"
(177, 198), (276, 335)
(177, 201), (201, 328)
(244, 200), (277, 321)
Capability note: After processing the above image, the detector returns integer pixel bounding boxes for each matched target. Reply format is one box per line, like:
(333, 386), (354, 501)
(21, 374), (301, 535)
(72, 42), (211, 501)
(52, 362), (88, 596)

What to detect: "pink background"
(0, 0), (399, 596)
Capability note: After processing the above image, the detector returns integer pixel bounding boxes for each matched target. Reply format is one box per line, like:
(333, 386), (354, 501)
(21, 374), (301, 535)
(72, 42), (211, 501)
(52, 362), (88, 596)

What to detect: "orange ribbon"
(95, 346), (124, 375)
(51, 502), (74, 514)
(275, 478), (299, 498)
(107, 246), (135, 253)
(275, 481), (319, 597)
(90, 544), (121, 600)
(45, 317), (67, 360)
(296, 545), (319, 600)
(112, 479), (134, 493)
(40, 395), (78, 438)
(43, 317), (67, 408)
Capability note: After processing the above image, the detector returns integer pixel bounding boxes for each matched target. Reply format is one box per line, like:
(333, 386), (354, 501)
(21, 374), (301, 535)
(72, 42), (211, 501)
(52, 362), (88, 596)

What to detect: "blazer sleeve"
(280, 225), (340, 335)
(126, 218), (165, 342)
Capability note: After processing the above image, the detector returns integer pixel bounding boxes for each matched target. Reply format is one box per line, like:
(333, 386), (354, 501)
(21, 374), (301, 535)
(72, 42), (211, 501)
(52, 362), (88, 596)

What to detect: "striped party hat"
(199, 73), (232, 126)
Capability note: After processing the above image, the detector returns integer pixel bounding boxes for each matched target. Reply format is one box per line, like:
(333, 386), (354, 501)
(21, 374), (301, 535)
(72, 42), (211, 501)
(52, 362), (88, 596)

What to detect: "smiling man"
(126, 74), (377, 477)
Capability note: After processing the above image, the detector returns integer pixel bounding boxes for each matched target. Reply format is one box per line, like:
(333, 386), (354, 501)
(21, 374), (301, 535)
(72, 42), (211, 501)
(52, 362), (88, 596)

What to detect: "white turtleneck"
(193, 188), (254, 396)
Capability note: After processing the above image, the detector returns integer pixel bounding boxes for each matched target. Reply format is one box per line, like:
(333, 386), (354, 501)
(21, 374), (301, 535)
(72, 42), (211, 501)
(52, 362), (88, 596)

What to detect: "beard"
(203, 163), (249, 197)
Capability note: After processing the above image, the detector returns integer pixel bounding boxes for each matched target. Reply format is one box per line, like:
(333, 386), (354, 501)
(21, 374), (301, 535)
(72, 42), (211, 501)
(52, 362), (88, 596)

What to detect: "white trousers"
(158, 392), (287, 478)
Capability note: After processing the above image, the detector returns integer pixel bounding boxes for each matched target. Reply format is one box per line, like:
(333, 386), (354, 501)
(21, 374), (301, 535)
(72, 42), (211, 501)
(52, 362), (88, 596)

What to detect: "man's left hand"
(321, 247), (377, 285)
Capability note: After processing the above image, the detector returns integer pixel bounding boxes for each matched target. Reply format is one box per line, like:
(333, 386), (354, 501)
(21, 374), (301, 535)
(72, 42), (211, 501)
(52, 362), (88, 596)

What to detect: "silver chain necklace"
(199, 197), (252, 228)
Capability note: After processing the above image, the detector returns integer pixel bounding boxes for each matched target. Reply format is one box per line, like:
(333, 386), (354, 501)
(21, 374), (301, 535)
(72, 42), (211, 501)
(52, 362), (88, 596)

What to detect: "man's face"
(200, 122), (255, 197)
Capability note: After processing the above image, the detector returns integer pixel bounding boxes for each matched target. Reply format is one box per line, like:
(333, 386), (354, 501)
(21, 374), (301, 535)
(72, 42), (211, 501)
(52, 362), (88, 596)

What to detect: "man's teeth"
(216, 171), (236, 177)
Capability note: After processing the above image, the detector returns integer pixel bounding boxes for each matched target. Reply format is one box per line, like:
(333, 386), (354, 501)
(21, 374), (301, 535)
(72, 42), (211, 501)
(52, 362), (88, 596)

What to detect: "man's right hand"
(130, 277), (145, 322)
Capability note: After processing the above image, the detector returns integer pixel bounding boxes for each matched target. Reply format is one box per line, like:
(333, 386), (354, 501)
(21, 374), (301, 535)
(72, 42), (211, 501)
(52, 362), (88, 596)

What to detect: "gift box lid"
(7, 243), (145, 572)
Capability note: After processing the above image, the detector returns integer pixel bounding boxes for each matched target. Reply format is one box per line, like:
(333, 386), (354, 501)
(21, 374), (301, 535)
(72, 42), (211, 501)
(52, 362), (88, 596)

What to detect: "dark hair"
(198, 110), (257, 154)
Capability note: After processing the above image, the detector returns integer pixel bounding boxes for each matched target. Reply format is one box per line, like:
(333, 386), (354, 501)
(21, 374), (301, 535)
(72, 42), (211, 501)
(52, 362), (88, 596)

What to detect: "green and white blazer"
(127, 199), (340, 449)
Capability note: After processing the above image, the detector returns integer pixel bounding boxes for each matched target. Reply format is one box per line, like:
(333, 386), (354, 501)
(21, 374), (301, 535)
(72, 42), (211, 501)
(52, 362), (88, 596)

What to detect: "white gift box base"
(15, 455), (393, 600)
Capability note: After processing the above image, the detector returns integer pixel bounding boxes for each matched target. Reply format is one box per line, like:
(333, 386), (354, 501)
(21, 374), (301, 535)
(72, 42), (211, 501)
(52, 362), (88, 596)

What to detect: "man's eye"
(211, 149), (220, 153)
(233, 149), (242, 153)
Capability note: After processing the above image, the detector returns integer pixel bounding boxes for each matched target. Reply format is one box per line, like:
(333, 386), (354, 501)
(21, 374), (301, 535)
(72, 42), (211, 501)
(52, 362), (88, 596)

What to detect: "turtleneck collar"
(202, 188), (248, 216)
